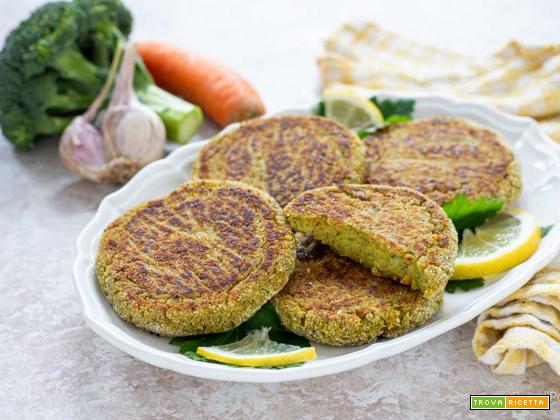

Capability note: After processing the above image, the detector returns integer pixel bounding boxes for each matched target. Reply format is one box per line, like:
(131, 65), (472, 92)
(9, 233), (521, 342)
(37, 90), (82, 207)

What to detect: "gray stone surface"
(1, 0), (559, 418)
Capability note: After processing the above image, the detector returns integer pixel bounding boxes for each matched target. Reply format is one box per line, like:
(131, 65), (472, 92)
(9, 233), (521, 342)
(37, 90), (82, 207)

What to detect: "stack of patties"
(268, 116), (522, 346)
(191, 115), (459, 346)
(96, 115), (366, 337)
(274, 184), (458, 346)
(96, 113), (521, 348)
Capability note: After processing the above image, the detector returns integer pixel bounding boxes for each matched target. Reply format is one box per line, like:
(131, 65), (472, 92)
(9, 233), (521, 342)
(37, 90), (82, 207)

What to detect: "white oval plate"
(74, 91), (560, 383)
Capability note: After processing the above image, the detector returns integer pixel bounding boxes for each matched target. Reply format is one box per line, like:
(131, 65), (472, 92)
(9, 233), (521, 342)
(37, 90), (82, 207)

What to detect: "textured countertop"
(1, 0), (559, 418)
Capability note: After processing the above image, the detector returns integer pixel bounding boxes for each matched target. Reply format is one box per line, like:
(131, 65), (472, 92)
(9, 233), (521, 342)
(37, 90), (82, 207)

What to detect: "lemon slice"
(323, 89), (384, 130)
(196, 328), (317, 367)
(452, 209), (541, 280)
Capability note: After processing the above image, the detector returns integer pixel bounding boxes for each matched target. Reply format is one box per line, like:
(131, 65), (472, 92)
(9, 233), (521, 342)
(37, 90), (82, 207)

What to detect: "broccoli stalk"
(49, 49), (102, 91)
(0, 0), (202, 150)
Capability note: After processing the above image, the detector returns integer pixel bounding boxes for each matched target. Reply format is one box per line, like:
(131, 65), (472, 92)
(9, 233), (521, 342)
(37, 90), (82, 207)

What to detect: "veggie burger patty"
(273, 236), (443, 346)
(363, 117), (521, 205)
(96, 180), (296, 336)
(192, 115), (365, 207)
(284, 184), (458, 298)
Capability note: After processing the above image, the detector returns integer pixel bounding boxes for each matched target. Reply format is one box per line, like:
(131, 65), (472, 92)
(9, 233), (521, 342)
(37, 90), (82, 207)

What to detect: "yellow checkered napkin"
(472, 255), (560, 375)
(319, 22), (560, 142)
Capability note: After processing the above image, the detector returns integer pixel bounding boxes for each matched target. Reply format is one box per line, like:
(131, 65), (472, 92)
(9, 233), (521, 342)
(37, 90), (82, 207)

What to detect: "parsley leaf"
(357, 125), (387, 139)
(357, 114), (413, 138)
(242, 303), (283, 331)
(385, 114), (412, 124)
(370, 97), (415, 119)
(541, 225), (554, 238)
(170, 303), (310, 368)
(313, 100), (325, 116)
(443, 194), (503, 237)
(445, 278), (484, 293)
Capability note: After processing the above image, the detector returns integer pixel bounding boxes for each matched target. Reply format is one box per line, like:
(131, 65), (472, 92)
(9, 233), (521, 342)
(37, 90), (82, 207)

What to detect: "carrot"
(137, 42), (265, 128)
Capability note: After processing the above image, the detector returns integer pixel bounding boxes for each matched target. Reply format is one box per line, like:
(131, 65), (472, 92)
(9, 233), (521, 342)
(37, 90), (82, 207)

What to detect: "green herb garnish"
(170, 303), (310, 367)
(357, 125), (383, 139)
(371, 97), (415, 118)
(313, 100), (325, 116)
(445, 278), (485, 293)
(443, 194), (504, 237)
(357, 97), (415, 137)
(540, 225), (554, 238)
(357, 114), (413, 138)
(385, 114), (413, 124)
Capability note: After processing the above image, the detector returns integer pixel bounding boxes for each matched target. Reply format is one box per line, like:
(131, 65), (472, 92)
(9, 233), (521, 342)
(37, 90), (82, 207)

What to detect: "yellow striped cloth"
(472, 254), (560, 375)
(318, 22), (560, 142)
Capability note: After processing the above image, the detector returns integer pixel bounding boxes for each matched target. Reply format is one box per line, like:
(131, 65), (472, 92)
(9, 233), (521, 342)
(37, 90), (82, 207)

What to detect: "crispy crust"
(284, 184), (458, 298)
(364, 117), (522, 205)
(192, 115), (365, 207)
(272, 239), (443, 346)
(96, 180), (296, 336)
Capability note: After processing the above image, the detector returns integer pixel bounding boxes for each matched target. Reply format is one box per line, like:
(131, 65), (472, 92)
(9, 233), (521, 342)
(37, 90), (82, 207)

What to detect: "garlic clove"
(102, 104), (165, 167)
(59, 117), (109, 182)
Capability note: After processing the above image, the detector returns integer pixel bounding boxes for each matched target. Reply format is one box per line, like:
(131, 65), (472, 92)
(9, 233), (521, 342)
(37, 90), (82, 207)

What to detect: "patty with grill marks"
(96, 180), (296, 336)
(364, 117), (521, 205)
(284, 184), (458, 298)
(192, 115), (365, 207)
(272, 237), (443, 346)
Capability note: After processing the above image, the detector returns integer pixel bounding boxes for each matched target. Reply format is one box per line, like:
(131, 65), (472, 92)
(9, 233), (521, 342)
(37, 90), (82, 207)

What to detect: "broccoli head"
(0, 0), (201, 150)
(0, 1), (104, 149)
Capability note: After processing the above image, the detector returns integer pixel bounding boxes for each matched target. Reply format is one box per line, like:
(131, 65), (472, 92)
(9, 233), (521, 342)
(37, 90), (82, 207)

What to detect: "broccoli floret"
(4, 2), (101, 91)
(0, 0), (201, 150)
(74, 0), (132, 67)
(0, 2), (104, 149)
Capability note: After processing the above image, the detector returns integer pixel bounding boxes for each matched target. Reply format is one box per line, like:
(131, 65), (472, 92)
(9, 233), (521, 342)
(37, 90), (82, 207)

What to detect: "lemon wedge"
(452, 209), (541, 280)
(196, 328), (317, 367)
(323, 89), (384, 130)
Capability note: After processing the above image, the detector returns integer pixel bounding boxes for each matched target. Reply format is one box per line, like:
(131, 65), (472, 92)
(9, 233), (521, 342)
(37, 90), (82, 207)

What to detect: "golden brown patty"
(96, 180), (296, 336)
(273, 237), (443, 346)
(364, 117), (521, 205)
(192, 115), (365, 207)
(284, 184), (458, 298)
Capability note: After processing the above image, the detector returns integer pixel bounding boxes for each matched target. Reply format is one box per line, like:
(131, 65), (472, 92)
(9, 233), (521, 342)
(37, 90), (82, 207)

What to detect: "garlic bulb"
(101, 43), (166, 168)
(59, 42), (166, 184)
(59, 42), (123, 183)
